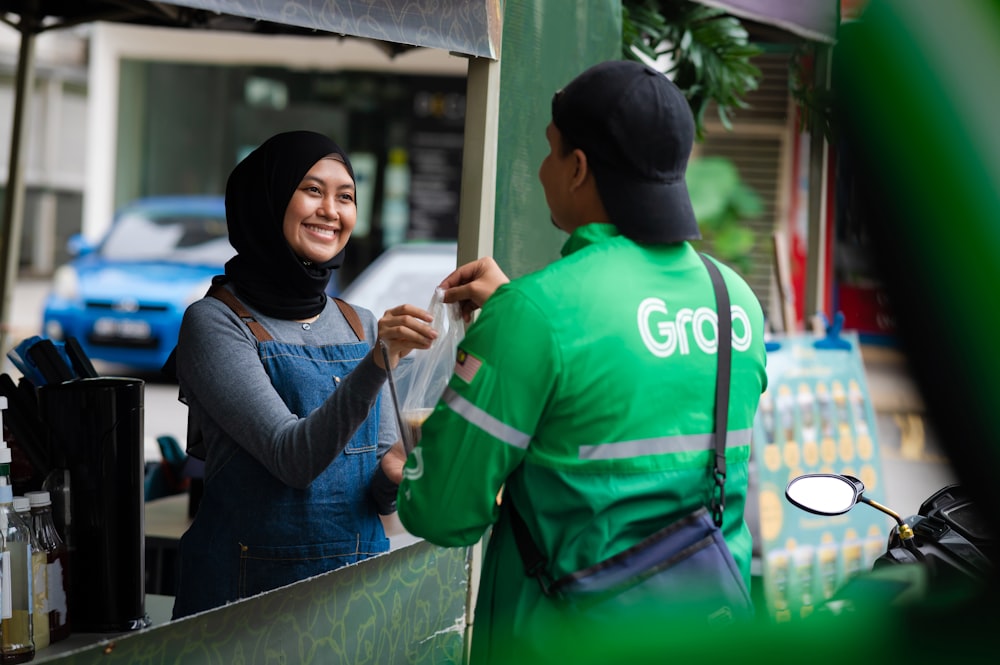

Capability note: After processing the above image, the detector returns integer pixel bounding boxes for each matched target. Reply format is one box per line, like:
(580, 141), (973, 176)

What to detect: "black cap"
(551, 60), (701, 244)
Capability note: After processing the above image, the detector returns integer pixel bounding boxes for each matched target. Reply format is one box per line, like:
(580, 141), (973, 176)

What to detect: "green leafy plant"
(622, 0), (763, 140)
(686, 157), (762, 273)
(790, 43), (836, 142)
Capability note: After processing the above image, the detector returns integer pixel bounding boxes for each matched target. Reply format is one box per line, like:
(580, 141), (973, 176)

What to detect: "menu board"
(406, 77), (466, 241)
(754, 331), (889, 621)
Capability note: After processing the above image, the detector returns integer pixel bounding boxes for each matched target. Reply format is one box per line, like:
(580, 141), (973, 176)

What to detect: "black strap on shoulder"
(506, 491), (554, 595)
(699, 253), (732, 528)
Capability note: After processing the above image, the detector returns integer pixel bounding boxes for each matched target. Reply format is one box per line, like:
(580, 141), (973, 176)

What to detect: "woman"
(171, 130), (435, 618)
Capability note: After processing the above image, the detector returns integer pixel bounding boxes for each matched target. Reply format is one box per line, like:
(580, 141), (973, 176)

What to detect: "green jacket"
(398, 224), (768, 663)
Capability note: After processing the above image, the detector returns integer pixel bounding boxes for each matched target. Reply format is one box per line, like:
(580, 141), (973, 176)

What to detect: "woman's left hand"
(374, 304), (436, 369)
(379, 440), (408, 485)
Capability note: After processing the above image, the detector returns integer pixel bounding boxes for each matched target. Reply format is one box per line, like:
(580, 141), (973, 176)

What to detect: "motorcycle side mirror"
(785, 473), (865, 516)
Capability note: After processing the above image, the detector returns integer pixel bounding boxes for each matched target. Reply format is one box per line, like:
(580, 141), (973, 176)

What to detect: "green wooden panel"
(494, 0), (622, 278)
(48, 542), (469, 665)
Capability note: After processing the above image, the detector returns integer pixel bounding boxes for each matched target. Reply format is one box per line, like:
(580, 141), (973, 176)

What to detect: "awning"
(695, 0), (839, 43)
(0, 0), (501, 57)
(158, 0), (501, 58)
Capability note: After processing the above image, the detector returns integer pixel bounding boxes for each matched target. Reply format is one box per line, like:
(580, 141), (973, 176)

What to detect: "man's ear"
(569, 148), (591, 191)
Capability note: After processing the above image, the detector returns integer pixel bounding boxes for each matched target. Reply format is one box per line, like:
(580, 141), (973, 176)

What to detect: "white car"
(339, 242), (458, 317)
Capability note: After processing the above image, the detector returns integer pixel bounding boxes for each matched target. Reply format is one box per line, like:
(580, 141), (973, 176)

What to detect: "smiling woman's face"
(282, 156), (357, 264)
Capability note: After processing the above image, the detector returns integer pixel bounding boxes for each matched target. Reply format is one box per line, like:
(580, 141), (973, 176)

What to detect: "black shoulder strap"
(699, 253), (732, 527)
(506, 492), (553, 594)
(207, 285), (365, 343)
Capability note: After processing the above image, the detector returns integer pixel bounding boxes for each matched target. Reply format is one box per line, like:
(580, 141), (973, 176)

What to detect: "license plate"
(93, 317), (152, 340)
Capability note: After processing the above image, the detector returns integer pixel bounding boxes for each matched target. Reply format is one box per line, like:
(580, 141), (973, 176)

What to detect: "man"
(397, 60), (768, 663)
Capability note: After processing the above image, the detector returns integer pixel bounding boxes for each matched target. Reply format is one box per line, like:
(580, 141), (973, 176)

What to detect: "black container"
(38, 377), (151, 632)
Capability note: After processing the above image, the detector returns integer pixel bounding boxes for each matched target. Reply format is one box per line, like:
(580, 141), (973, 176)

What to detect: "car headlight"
(51, 265), (80, 300)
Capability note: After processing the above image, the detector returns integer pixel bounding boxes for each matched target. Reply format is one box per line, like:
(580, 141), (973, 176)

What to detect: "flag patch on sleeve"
(454, 349), (483, 384)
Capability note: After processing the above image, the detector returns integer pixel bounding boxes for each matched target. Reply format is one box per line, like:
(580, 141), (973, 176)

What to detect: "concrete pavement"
(2, 276), (50, 372)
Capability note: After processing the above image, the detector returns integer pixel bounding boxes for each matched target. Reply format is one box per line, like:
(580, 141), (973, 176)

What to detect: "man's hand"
(373, 304), (436, 370)
(439, 257), (510, 323)
(379, 440), (408, 485)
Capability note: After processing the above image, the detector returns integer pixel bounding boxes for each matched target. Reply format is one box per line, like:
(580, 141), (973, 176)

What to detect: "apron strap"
(334, 298), (365, 341)
(207, 283), (274, 342)
(207, 284), (366, 343)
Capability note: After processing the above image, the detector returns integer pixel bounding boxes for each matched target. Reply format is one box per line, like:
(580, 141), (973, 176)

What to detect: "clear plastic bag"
(393, 287), (464, 449)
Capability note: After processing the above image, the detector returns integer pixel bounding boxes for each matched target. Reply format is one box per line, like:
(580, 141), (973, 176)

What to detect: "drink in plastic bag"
(394, 288), (464, 450)
(402, 407), (434, 447)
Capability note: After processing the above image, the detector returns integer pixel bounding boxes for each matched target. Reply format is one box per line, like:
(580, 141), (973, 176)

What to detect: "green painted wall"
(493, 0), (622, 278)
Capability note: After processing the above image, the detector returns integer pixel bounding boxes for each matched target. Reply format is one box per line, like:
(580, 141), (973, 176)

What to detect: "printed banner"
(754, 331), (889, 621)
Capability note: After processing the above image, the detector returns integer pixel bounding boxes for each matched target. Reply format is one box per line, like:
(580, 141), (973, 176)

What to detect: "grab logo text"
(637, 297), (753, 357)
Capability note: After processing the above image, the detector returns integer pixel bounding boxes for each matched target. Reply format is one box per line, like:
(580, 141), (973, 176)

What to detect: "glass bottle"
(24, 491), (70, 644)
(39, 470), (71, 552)
(0, 484), (34, 663)
(13, 497), (47, 652)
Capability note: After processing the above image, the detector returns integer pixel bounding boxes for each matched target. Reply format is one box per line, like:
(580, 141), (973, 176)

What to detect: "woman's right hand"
(439, 257), (509, 323)
(374, 304), (436, 370)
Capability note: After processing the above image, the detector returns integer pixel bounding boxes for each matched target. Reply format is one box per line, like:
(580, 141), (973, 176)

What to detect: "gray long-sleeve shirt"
(176, 284), (399, 513)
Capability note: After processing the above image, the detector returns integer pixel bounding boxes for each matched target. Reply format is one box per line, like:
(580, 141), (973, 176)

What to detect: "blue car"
(42, 195), (233, 374)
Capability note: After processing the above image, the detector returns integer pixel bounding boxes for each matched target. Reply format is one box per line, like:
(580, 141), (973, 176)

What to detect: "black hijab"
(222, 130), (355, 320)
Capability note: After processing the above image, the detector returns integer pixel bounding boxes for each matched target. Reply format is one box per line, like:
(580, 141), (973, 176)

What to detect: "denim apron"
(173, 306), (388, 618)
